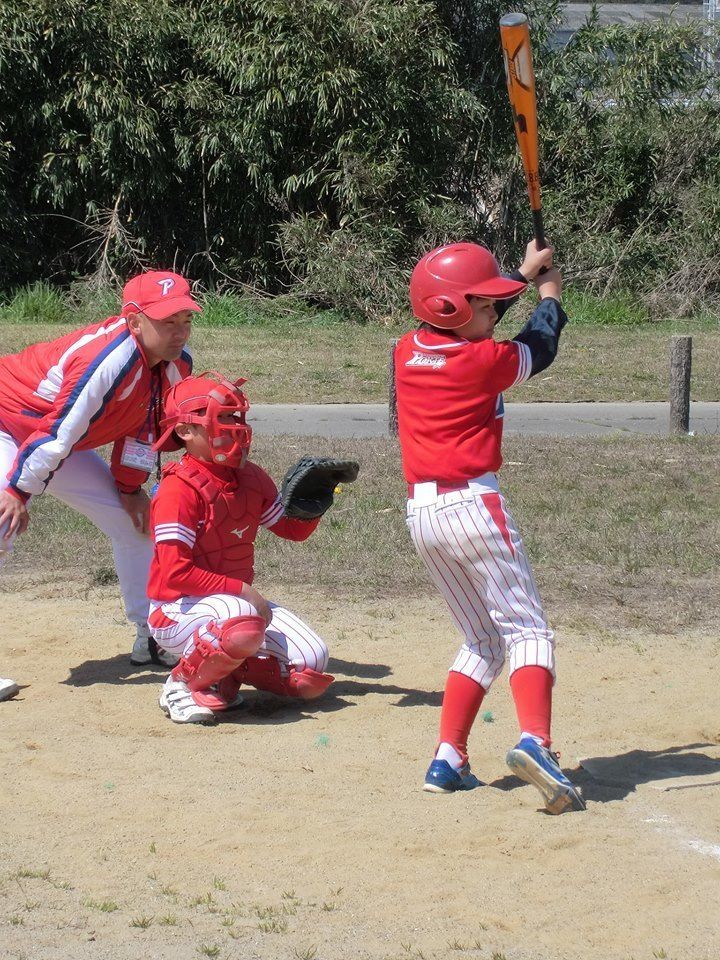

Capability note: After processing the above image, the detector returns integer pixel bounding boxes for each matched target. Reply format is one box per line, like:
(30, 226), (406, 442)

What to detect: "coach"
(0, 270), (197, 668)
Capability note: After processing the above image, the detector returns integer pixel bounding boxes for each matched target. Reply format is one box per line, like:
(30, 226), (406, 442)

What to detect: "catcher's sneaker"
(0, 678), (19, 702)
(506, 737), (586, 814)
(423, 759), (481, 794)
(159, 678), (216, 725)
(131, 629), (179, 668)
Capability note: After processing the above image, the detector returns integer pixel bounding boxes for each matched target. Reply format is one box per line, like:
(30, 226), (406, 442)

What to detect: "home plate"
(579, 743), (720, 792)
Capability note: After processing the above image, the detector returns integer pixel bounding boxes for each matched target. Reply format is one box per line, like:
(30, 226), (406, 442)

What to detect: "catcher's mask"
(409, 243), (527, 330)
(154, 371), (252, 467)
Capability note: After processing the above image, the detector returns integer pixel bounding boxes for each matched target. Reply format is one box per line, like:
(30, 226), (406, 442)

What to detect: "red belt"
(407, 481), (470, 497)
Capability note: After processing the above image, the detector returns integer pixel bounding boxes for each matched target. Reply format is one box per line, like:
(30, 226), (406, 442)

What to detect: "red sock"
(510, 665), (553, 746)
(437, 671), (486, 765)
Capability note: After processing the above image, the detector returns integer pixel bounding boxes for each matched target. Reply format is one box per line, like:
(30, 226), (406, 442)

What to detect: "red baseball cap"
(121, 270), (202, 321)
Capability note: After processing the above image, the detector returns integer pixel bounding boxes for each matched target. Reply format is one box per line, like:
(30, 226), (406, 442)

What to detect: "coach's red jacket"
(0, 316), (192, 502)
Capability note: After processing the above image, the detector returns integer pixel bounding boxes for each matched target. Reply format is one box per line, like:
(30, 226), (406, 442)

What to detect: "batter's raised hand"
(119, 489), (152, 535)
(519, 239), (554, 280)
(536, 266), (562, 302)
(0, 489), (29, 541)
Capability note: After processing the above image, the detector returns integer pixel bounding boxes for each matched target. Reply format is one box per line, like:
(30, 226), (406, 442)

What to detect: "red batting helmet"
(409, 243), (527, 330)
(154, 371), (252, 467)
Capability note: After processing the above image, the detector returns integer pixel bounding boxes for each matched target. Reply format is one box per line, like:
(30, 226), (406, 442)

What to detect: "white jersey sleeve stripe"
(260, 495), (285, 528)
(9, 332), (139, 496)
(33, 318), (128, 403)
(512, 342), (532, 386)
(155, 528), (196, 549)
(154, 522), (196, 544)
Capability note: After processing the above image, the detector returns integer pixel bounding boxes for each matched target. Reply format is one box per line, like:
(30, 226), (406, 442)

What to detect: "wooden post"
(388, 338), (399, 437)
(669, 335), (692, 435)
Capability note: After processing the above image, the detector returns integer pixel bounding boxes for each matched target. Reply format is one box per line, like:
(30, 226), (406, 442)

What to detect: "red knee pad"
(208, 615), (266, 659)
(171, 615), (267, 709)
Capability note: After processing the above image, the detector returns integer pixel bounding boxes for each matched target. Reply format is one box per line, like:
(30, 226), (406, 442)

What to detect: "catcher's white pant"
(0, 430), (152, 627)
(148, 594), (330, 673)
(406, 474), (554, 691)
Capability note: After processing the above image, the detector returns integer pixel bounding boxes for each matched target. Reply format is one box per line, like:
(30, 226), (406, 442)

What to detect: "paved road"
(248, 401), (720, 438)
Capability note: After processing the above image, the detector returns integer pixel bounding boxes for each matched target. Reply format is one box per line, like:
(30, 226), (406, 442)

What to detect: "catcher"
(146, 370), (359, 724)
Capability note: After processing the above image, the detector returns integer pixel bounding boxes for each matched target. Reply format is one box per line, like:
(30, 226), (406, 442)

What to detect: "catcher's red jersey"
(394, 327), (532, 483)
(148, 454), (318, 601)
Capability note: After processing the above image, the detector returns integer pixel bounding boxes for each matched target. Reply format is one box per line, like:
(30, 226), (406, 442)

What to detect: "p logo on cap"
(122, 270), (202, 321)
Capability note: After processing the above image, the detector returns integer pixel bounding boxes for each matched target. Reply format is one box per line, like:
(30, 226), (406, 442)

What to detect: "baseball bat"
(499, 12), (546, 250)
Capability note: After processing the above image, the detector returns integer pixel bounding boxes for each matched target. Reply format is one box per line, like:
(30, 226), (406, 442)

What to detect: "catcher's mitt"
(281, 456), (360, 520)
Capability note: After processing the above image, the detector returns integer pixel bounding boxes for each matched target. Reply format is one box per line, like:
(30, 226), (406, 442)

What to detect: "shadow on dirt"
(330, 657), (443, 706)
(491, 742), (720, 804)
(61, 654), (441, 723)
(63, 654), (168, 687)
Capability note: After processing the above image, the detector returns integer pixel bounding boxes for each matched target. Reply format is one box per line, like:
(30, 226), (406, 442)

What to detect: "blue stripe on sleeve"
(10, 330), (137, 491)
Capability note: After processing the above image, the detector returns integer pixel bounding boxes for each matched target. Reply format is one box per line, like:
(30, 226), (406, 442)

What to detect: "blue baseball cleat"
(506, 737), (586, 814)
(423, 759), (481, 794)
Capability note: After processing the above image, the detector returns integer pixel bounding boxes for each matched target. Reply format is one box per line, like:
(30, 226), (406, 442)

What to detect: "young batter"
(395, 239), (584, 814)
(147, 371), (334, 724)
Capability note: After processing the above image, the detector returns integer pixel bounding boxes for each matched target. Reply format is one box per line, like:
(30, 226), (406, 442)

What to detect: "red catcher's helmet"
(409, 243), (527, 330)
(153, 371), (252, 467)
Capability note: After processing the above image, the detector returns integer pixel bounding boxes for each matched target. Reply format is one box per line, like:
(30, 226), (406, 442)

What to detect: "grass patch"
(4, 434), (720, 636)
(84, 898), (119, 912)
(258, 916), (288, 933)
(12, 868), (51, 880)
(560, 289), (651, 326)
(293, 949), (318, 960)
(189, 891), (215, 908)
(199, 292), (348, 329)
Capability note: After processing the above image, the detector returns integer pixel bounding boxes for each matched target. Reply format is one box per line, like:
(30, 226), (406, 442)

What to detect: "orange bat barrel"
(499, 12), (545, 248)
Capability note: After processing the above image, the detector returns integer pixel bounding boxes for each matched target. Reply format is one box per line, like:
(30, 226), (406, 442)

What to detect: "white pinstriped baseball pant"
(148, 594), (330, 675)
(405, 474), (554, 690)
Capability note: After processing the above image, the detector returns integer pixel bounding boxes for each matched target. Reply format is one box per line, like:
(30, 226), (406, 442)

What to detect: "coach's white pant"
(0, 431), (152, 627)
(149, 594), (329, 673)
(406, 475), (554, 690)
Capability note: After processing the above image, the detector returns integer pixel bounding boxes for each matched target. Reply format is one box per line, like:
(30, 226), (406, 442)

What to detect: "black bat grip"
(532, 209), (548, 274)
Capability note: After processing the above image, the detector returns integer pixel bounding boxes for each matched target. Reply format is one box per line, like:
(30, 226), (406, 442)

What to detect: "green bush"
(0, 282), (69, 324)
(0, 0), (717, 320)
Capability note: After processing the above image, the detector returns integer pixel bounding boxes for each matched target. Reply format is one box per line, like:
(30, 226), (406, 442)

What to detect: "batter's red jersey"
(0, 316), (192, 500)
(148, 454), (319, 602)
(394, 326), (532, 484)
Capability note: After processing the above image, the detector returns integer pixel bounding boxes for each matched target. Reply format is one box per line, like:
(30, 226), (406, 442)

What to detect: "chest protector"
(165, 458), (267, 582)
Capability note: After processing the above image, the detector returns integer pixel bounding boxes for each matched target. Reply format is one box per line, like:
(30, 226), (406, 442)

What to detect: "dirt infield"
(2, 585), (719, 960)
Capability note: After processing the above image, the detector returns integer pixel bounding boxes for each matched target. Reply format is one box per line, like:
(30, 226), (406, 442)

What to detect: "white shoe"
(0, 678), (19, 702)
(131, 629), (179, 668)
(159, 678), (216, 725)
